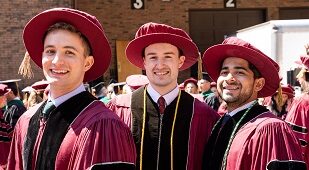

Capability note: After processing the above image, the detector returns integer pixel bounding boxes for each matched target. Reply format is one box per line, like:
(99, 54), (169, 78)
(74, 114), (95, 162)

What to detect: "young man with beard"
(285, 53), (309, 169)
(107, 22), (219, 170)
(7, 8), (136, 170)
(202, 37), (305, 170)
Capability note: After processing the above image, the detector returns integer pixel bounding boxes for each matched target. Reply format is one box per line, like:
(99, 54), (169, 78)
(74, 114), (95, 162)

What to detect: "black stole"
(202, 104), (269, 170)
(23, 91), (96, 170)
(131, 87), (194, 170)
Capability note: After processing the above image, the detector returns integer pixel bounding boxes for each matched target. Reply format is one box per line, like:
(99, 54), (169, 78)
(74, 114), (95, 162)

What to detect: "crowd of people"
(0, 7), (309, 170)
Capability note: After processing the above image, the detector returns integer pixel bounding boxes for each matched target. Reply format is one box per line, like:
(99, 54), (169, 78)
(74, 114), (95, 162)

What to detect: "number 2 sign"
(224, 0), (236, 8)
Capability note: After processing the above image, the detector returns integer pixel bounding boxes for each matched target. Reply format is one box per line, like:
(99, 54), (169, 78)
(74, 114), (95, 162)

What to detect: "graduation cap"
(110, 82), (126, 94)
(183, 78), (198, 87)
(31, 80), (49, 91)
(126, 74), (149, 90)
(22, 86), (34, 93)
(201, 72), (212, 82)
(0, 79), (21, 96)
(0, 84), (11, 96)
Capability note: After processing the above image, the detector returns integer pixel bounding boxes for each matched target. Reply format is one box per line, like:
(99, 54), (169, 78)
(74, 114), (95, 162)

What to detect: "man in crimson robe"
(202, 37), (306, 170)
(107, 22), (219, 170)
(7, 8), (136, 170)
(285, 53), (309, 169)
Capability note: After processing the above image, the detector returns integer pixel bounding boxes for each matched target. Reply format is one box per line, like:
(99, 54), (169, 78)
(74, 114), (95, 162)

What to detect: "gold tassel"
(277, 84), (283, 107)
(197, 52), (202, 80)
(18, 51), (34, 79)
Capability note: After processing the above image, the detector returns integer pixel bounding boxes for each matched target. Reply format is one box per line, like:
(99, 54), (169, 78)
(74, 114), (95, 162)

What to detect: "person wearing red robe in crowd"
(202, 37), (306, 170)
(267, 84), (295, 120)
(7, 8), (136, 170)
(285, 53), (309, 169)
(107, 22), (219, 170)
(0, 84), (13, 170)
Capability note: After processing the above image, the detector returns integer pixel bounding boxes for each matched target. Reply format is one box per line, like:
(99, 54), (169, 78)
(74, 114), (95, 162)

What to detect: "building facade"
(1, 0), (309, 89)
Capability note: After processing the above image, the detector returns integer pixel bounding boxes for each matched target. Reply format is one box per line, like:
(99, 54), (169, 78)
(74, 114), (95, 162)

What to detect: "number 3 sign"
(224, 0), (236, 8)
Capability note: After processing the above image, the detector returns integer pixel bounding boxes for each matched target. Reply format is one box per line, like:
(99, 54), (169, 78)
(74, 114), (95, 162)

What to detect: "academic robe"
(107, 86), (219, 170)
(285, 93), (309, 169)
(7, 91), (136, 170)
(203, 103), (306, 170)
(3, 99), (26, 127)
(0, 110), (13, 168)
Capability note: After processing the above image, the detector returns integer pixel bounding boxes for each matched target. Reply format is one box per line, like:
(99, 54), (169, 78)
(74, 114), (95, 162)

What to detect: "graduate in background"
(0, 79), (26, 127)
(7, 8), (136, 170)
(0, 84), (13, 169)
(285, 51), (309, 169)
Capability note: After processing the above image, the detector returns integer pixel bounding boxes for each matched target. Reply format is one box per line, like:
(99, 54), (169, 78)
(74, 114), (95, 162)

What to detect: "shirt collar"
(227, 100), (257, 117)
(48, 84), (86, 107)
(146, 84), (179, 106)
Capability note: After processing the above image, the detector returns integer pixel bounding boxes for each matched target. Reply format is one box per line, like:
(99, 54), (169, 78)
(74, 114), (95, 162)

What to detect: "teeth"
(156, 71), (168, 75)
(224, 86), (238, 90)
(52, 70), (68, 74)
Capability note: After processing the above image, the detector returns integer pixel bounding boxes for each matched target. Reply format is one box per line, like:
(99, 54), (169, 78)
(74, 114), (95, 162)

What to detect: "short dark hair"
(249, 63), (262, 79)
(43, 22), (92, 57)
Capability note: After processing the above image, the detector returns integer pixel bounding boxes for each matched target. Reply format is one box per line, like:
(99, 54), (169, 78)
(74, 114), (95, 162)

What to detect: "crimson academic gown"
(107, 86), (219, 170)
(203, 103), (305, 170)
(0, 110), (13, 168)
(285, 93), (309, 169)
(7, 91), (136, 170)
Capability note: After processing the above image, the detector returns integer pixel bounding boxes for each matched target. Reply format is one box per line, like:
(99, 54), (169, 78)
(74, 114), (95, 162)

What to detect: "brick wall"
(76, 0), (309, 83)
(0, 0), (72, 89)
(1, 0), (309, 89)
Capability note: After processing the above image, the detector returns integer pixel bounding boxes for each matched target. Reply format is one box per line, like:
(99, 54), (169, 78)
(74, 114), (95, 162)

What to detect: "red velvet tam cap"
(126, 74), (149, 90)
(276, 84), (295, 99)
(210, 82), (217, 87)
(0, 84), (10, 96)
(23, 8), (111, 82)
(202, 37), (280, 98)
(300, 55), (309, 69)
(126, 22), (199, 71)
(184, 77), (198, 87)
(31, 80), (49, 91)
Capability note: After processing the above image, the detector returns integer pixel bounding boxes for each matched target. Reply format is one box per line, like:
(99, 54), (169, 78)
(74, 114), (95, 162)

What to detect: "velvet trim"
(131, 87), (194, 170)
(203, 104), (268, 169)
(23, 91), (96, 170)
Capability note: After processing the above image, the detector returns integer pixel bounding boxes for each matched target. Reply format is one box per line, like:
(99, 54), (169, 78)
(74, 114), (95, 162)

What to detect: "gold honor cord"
(139, 88), (182, 170)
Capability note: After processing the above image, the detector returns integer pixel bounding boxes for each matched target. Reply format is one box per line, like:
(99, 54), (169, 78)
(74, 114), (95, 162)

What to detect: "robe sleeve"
(7, 103), (44, 170)
(6, 112), (30, 170)
(0, 111), (13, 168)
(236, 120), (306, 170)
(63, 116), (136, 170)
(106, 94), (132, 128)
(285, 95), (309, 168)
(187, 99), (220, 170)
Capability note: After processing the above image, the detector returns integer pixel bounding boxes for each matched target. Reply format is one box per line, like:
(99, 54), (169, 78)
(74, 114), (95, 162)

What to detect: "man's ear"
(178, 55), (185, 69)
(84, 56), (94, 72)
(254, 77), (265, 92)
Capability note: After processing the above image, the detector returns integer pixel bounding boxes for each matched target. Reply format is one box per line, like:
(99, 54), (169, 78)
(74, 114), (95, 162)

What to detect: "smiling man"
(7, 8), (136, 170)
(201, 37), (305, 170)
(107, 22), (219, 170)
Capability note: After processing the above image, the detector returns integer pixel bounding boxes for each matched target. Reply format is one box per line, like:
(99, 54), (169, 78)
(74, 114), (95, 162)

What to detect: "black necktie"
(42, 100), (55, 119)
